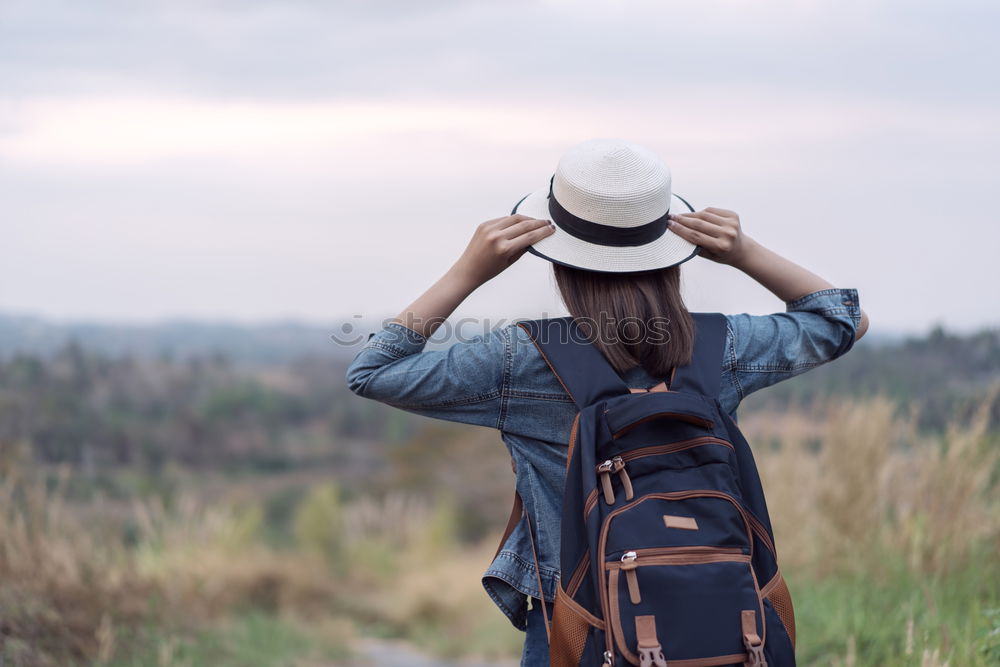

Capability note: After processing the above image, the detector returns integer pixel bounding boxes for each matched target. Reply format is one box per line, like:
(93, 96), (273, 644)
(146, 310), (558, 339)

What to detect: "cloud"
(0, 0), (997, 331)
(1, 0), (997, 102)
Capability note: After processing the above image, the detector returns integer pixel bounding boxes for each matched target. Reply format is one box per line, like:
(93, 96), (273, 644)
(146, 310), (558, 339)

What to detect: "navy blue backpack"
(517, 313), (797, 667)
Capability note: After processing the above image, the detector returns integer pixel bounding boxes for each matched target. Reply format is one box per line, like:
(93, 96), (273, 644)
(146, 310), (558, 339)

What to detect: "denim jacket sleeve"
(345, 322), (508, 429)
(719, 287), (862, 414)
(347, 287), (862, 426)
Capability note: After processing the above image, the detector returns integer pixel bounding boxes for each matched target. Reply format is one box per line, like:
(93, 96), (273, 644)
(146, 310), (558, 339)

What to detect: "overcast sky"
(1, 0), (997, 334)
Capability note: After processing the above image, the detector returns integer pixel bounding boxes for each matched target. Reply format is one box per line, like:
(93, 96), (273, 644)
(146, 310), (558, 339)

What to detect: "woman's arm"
(667, 208), (870, 340)
(394, 214), (555, 337)
(344, 214), (553, 426)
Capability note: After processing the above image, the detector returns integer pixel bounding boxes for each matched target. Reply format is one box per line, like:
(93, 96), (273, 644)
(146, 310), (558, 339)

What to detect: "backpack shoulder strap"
(669, 312), (728, 397)
(517, 316), (629, 409)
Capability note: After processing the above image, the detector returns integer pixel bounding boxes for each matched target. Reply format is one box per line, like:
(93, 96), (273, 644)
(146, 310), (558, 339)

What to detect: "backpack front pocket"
(597, 492), (769, 666)
(606, 547), (765, 665)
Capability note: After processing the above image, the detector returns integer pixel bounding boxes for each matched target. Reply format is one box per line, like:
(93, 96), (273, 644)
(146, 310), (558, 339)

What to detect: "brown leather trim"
(634, 614), (658, 648)
(618, 467), (634, 500)
(747, 556), (767, 646)
(620, 436), (734, 460)
(583, 488), (598, 521)
(612, 411), (714, 439)
(608, 569), (636, 665)
(663, 514), (699, 531)
(761, 570), (796, 648)
(556, 584), (604, 628)
(600, 471), (616, 505)
(607, 552), (750, 568)
(668, 654), (750, 666)
(525, 503), (550, 641)
(565, 552), (591, 598)
(760, 571), (782, 598)
(566, 412), (580, 473)
(741, 609), (760, 644)
(743, 510), (777, 558)
(625, 568), (641, 604)
(628, 381), (670, 394)
(493, 491), (523, 560)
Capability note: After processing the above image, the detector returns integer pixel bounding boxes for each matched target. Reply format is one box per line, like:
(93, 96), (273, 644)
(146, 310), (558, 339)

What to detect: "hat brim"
(513, 184), (700, 273)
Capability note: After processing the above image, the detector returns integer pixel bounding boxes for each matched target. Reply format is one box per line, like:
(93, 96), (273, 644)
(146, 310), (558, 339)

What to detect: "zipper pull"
(596, 460), (616, 504)
(611, 456), (634, 501)
(621, 551), (641, 604)
(602, 650), (614, 667)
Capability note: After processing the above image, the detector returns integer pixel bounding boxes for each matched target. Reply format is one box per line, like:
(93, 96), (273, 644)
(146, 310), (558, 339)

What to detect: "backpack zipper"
(613, 546), (748, 605)
(596, 455), (635, 505)
(584, 436), (736, 517)
(618, 436), (734, 461)
(611, 411), (714, 439)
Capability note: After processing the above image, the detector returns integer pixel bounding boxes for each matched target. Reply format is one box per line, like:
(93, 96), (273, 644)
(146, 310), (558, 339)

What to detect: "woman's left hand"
(452, 214), (555, 288)
(668, 207), (750, 266)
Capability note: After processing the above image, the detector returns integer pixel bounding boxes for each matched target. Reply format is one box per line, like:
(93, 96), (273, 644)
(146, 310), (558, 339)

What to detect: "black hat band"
(547, 175), (670, 248)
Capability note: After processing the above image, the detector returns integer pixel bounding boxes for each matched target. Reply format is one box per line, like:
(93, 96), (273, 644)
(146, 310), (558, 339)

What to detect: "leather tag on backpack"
(663, 515), (699, 531)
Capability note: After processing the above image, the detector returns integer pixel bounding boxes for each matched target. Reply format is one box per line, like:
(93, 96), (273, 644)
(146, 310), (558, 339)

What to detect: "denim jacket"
(345, 287), (862, 630)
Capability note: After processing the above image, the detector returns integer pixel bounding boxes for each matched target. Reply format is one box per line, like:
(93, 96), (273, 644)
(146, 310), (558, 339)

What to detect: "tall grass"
(746, 389), (1000, 664)
(0, 472), (519, 665)
(0, 466), (153, 665)
(2, 391), (998, 665)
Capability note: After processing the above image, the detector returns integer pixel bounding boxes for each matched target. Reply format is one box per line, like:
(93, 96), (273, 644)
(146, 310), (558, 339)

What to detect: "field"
(2, 389), (999, 666)
(1, 320), (999, 665)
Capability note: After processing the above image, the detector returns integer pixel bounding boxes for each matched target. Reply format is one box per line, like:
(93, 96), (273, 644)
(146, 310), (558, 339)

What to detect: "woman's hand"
(452, 214), (555, 289)
(668, 207), (750, 266)
(393, 214), (554, 338)
(673, 207), (869, 339)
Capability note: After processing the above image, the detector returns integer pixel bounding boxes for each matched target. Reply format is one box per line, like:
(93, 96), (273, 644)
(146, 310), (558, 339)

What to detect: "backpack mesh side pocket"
(550, 586), (600, 667)
(763, 571), (796, 648)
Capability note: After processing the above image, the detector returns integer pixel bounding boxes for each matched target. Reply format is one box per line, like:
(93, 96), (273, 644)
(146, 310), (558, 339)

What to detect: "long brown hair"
(553, 263), (694, 378)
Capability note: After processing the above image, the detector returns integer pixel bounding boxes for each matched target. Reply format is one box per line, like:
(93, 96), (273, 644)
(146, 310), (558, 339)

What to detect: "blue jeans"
(521, 597), (550, 667)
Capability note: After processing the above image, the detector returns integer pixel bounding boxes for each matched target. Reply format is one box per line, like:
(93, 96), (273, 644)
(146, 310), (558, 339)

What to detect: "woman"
(346, 139), (869, 666)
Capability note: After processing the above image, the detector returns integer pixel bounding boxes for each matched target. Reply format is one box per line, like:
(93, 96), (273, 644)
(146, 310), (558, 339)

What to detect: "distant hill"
(1, 313), (997, 479)
(0, 313), (369, 364)
(2, 312), (998, 434)
(741, 324), (1000, 431)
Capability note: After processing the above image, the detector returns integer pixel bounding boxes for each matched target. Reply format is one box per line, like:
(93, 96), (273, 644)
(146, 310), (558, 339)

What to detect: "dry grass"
(0, 470), (519, 665)
(0, 468), (152, 665)
(2, 390), (998, 665)
(746, 388), (1000, 664)
(747, 389), (1000, 578)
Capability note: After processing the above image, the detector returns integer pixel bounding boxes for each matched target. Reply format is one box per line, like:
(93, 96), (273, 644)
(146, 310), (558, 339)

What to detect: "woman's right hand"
(668, 207), (752, 266)
(452, 214), (555, 288)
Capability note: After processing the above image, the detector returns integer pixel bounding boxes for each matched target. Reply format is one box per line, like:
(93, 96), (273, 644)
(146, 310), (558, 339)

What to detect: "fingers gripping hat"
(512, 138), (698, 273)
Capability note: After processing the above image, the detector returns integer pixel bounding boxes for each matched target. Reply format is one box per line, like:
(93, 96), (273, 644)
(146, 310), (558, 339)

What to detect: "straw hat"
(512, 138), (698, 273)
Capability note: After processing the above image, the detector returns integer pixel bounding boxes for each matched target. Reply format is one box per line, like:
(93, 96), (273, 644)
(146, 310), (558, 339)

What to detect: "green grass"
(790, 554), (1000, 665)
(104, 612), (350, 667)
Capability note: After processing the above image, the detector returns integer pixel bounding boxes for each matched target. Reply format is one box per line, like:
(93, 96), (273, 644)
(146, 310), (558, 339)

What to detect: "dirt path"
(351, 638), (518, 667)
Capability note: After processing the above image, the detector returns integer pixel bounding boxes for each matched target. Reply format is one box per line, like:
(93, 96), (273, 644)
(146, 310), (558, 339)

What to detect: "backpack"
(513, 313), (797, 667)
